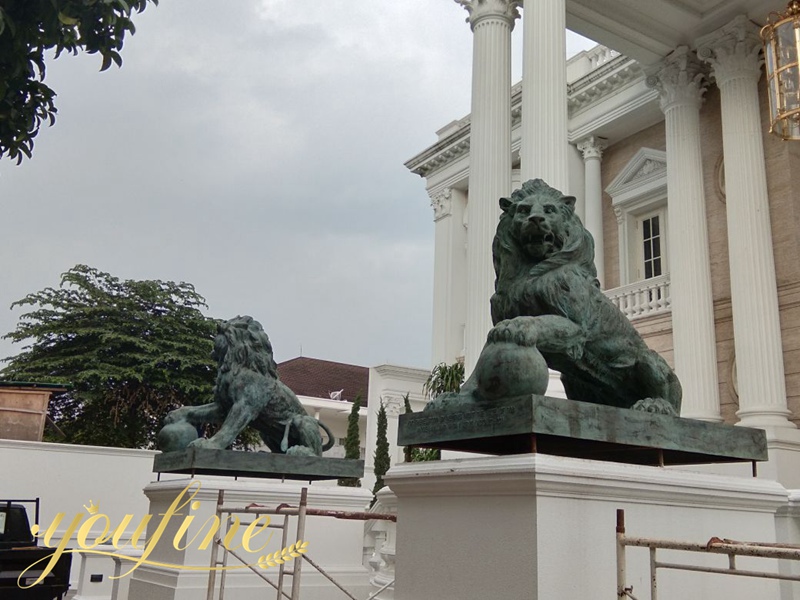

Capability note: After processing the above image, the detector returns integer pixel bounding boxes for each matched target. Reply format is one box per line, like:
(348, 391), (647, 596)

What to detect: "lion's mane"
(491, 179), (598, 327)
(214, 316), (279, 380)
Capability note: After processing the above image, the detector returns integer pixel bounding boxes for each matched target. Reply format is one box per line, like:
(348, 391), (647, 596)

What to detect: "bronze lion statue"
(158, 316), (334, 456)
(430, 179), (681, 415)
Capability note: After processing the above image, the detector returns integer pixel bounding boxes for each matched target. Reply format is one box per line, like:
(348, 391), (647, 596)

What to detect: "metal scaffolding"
(616, 508), (800, 599)
(205, 488), (396, 600)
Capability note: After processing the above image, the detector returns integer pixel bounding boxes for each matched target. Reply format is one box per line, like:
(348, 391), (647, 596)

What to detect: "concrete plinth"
(387, 454), (788, 600)
(127, 478), (373, 600)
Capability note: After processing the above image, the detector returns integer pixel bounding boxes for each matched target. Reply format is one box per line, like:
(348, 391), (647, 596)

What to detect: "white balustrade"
(605, 274), (671, 320)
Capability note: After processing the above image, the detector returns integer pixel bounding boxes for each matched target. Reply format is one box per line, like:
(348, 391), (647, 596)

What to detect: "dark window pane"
(644, 240), (652, 260)
(643, 219), (651, 238)
(652, 236), (661, 258)
(652, 215), (660, 236)
(645, 262), (653, 279)
(653, 258), (662, 276)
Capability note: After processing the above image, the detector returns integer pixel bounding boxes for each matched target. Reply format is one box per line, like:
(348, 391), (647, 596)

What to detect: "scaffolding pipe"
(224, 546), (292, 599)
(290, 488), (308, 600)
(616, 508), (800, 599)
(365, 577), (396, 600)
(206, 490), (225, 600)
(227, 503), (397, 522)
(207, 486), (397, 600)
(301, 553), (361, 600)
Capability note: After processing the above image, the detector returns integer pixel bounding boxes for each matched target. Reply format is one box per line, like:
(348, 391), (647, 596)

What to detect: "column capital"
(430, 188), (453, 221)
(455, 0), (521, 30)
(696, 15), (762, 87)
(646, 46), (709, 113)
(576, 136), (607, 161)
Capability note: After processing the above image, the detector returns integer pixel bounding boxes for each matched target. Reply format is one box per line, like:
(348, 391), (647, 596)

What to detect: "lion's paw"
(487, 318), (538, 347)
(631, 398), (678, 416)
(285, 445), (317, 457)
(164, 406), (191, 425)
(423, 392), (477, 412)
(187, 437), (217, 449)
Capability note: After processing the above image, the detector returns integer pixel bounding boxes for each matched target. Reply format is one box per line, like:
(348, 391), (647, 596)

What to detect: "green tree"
(0, 0), (159, 163)
(424, 361), (465, 400)
(403, 393), (413, 463)
(338, 394), (362, 487)
(1, 264), (217, 448)
(412, 361), (466, 462)
(372, 401), (390, 496)
(402, 392), (439, 462)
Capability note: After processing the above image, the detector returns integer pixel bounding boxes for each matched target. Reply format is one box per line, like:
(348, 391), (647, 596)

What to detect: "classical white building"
(406, 0), (800, 488)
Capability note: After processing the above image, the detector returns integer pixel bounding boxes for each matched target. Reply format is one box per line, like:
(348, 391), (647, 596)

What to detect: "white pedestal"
(387, 454), (788, 600)
(127, 478), (373, 600)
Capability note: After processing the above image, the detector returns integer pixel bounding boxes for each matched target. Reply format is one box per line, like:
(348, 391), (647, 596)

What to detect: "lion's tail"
(317, 420), (335, 452)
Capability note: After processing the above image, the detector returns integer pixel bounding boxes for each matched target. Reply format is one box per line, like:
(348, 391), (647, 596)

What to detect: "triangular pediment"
(605, 148), (667, 202)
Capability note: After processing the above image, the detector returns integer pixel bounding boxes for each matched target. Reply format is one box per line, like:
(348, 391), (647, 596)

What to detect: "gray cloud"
(0, 0), (593, 370)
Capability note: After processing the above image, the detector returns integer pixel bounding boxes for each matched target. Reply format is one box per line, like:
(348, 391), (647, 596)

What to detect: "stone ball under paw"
(157, 421), (199, 452)
(474, 341), (549, 400)
(285, 445), (317, 457)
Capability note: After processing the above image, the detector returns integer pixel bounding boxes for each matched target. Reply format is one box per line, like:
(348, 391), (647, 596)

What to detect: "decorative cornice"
(696, 15), (762, 87)
(568, 55), (643, 114)
(0, 438), (157, 458)
(372, 364), (430, 383)
(405, 49), (652, 181)
(386, 454), (787, 509)
(646, 46), (708, 113)
(576, 136), (607, 161)
(405, 132), (470, 178)
(455, 0), (521, 30)
(430, 188), (453, 221)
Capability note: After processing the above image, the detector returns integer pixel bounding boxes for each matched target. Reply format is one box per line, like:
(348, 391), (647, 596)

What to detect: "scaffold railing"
(616, 508), (800, 599)
(206, 487), (396, 600)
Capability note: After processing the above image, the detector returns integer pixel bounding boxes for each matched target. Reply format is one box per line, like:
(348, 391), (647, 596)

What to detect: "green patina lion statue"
(429, 178), (682, 415)
(158, 316), (334, 456)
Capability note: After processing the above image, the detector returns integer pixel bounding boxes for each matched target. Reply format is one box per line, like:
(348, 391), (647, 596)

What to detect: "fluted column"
(576, 136), (607, 287)
(520, 0), (568, 191)
(648, 47), (721, 421)
(430, 187), (468, 365)
(457, 0), (520, 374)
(697, 16), (795, 429)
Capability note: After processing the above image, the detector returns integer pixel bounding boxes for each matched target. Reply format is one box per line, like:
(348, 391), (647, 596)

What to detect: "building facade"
(406, 0), (800, 487)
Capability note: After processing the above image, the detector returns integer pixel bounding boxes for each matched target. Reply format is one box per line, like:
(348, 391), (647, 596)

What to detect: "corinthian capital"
(696, 15), (763, 86)
(455, 0), (521, 30)
(430, 188), (453, 221)
(576, 136), (607, 161)
(646, 46), (708, 113)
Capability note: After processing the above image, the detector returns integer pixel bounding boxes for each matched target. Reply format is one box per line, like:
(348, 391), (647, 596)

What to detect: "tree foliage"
(424, 361), (465, 400)
(372, 401), (390, 496)
(402, 392), (439, 462)
(1, 264), (217, 448)
(412, 362), (466, 462)
(338, 394), (362, 487)
(0, 0), (158, 163)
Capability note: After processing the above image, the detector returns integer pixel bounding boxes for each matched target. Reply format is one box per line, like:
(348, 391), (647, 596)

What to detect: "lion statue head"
(492, 179), (599, 324)
(213, 315), (278, 378)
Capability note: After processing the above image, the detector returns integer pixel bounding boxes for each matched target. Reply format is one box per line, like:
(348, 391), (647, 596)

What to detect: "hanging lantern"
(761, 0), (800, 140)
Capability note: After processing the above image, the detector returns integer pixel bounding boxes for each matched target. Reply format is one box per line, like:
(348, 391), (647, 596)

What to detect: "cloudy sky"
(0, 1), (595, 370)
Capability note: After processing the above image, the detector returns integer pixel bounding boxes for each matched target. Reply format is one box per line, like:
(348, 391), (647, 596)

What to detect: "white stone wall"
(364, 365), (429, 493)
(0, 439), (374, 599)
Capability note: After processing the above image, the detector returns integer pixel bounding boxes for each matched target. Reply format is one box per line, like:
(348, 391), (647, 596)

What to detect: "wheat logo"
(257, 541), (309, 569)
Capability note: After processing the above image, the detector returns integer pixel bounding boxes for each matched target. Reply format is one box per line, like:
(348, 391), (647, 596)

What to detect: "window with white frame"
(606, 148), (668, 285)
(637, 207), (667, 281)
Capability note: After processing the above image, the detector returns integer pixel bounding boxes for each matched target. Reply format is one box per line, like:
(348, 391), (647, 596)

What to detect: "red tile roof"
(277, 357), (369, 405)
